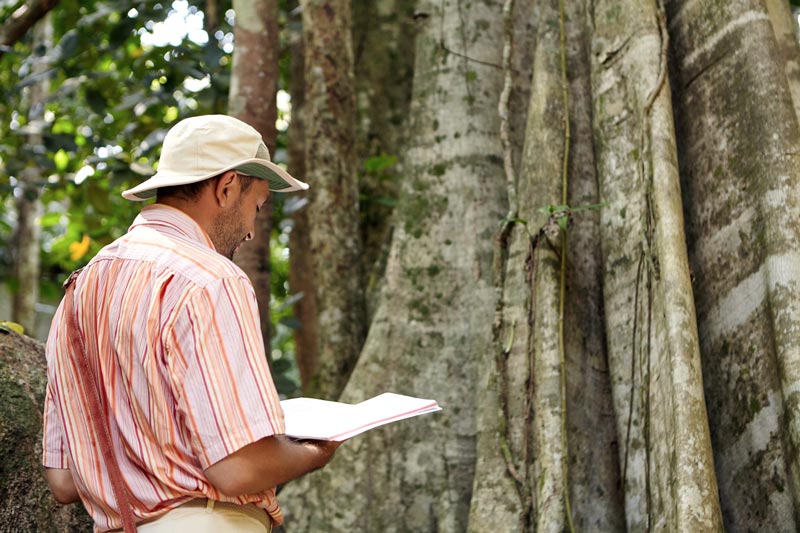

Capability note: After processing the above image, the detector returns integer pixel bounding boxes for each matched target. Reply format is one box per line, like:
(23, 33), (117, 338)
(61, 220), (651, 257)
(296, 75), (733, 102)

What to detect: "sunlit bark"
(12, 13), (50, 335)
(590, 0), (722, 529)
(668, 0), (800, 528)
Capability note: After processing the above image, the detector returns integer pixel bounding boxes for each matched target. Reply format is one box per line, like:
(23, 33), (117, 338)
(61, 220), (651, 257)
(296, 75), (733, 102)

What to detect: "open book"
(280, 392), (441, 441)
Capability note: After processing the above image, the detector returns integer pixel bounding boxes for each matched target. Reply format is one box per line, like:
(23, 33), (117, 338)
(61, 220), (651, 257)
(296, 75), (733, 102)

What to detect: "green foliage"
(537, 202), (607, 231)
(0, 0), (303, 395)
(1, 0), (234, 285)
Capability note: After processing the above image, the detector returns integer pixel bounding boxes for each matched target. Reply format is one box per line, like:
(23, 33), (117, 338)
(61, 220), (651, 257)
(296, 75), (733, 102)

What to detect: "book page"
(281, 393), (441, 441)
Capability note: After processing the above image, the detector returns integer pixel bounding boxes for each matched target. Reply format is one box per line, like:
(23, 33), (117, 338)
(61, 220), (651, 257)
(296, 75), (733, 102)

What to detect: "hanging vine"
(556, 0), (575, 530)
(491, 0), (534, 528)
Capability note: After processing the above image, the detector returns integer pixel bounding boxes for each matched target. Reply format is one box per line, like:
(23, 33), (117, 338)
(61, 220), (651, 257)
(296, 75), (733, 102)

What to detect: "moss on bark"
(0, 331), (92, 532)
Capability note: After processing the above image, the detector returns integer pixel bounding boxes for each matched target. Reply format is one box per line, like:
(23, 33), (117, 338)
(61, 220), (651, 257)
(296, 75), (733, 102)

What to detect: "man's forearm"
(44, 467), (81, 504)
(204, 435), (340, 496)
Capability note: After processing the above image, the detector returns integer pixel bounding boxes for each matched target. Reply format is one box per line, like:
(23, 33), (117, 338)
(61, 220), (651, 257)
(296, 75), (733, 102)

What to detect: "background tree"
(10, 13), (51, 334)
(299, 0), (364, 399)
(229, 0), (279, 357)
(281, 0), (510, 529)
(668, 0), (800, 527)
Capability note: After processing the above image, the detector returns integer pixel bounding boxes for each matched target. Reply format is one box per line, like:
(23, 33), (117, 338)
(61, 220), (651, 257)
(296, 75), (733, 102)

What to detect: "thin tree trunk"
(12, 13), (50, 336)
(13, 179), (42, 336)
(590, 0), (722, 530)
(0, 0), (59, 59)
(352, 0), (415, 310)
(204, 0), (220, 37)
(287, 24), (320, 395)
(667, 0), (800, 528)
(559, 0), (624, 529)
(229, 0), (279, 357)
(280, 0), (508, 529)
(468, 1), (538, 529)
(300, 0), (364, 400)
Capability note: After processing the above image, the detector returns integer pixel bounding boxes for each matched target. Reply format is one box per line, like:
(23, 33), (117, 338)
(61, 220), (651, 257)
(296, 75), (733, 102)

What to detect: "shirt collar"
(129, 204), (216, 251)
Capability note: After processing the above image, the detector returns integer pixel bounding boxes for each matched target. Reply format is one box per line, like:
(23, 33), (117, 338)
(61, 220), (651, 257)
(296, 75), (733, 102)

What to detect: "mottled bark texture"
(468, 2), (539, 530)
(470, 1), (623, 531)
(667, 0), (800, 529)
(591, 0), (722, 530)
(0, 331), (92, 532)
(352, 0), (415, 315)
(229, 0), (280, 357)
(280, 0), (508, 529)
(286, 27), (320, 395)
(300, 0), (365, 400)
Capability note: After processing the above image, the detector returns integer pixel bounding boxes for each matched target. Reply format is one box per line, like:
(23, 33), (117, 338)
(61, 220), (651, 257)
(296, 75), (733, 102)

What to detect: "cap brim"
(121, 158), (309, 201)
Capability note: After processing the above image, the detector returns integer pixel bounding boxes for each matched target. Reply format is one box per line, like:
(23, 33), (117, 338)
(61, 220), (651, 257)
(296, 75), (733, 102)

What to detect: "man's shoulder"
(92, 227), (250, 290)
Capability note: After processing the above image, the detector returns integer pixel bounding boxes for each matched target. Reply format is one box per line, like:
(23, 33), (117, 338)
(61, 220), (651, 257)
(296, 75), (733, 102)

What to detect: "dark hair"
(157, 172), (257, 202)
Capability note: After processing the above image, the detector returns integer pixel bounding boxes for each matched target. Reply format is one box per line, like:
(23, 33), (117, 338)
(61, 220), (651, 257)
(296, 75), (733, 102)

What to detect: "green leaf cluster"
(1, 0), (235, 290)
(1, 0), (311, 395)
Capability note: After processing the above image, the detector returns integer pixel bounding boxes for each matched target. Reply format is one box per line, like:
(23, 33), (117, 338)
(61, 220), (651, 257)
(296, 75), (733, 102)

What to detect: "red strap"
(63, 269), (138, 533)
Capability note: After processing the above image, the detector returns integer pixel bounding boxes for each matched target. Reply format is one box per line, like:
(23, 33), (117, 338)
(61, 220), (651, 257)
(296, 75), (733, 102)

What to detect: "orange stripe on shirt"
(43, 204), (285, 531)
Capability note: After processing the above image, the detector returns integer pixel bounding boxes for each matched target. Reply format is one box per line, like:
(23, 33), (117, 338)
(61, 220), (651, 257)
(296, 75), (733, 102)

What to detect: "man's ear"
(213, 170), (239, 208)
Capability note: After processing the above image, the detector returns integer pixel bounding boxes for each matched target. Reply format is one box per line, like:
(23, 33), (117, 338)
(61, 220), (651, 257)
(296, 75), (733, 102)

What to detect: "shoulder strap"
(63, 269), (138, 533)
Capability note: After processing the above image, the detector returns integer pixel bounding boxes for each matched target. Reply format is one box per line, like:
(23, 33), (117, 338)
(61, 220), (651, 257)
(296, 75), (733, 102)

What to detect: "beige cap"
(122, 114), (308, 201)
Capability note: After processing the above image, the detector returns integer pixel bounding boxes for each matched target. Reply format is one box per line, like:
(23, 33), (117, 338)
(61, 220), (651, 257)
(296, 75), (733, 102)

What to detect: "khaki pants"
(108, 500), (272, 532)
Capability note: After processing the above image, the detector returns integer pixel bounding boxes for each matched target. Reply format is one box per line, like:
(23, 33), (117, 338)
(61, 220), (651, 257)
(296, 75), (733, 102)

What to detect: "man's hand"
(204, 435), (343, 497)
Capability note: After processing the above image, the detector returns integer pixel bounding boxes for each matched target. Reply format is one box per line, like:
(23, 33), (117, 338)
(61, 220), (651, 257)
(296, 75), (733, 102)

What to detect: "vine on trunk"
(622, 3), (669, 528)
(491, 0), (535, 527)
(557, 0), (575, 530)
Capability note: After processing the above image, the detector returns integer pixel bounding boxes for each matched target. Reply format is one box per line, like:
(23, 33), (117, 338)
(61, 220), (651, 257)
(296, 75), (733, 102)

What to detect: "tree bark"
(590, 0), (722, 530)
(468, 2), (539, 529)
(12, 13), (50, 336)
(352, 0), (415, 311)
(667, 0), (800, 528)
(229, 0), (279, 358)
(204, 0), (220, 37)
(286, 24), (320, 395)
(0, 0), (59, 58)
(0, 331), (93, 532)
(300, 0), (364, 400)
(280, 0), (508, 529)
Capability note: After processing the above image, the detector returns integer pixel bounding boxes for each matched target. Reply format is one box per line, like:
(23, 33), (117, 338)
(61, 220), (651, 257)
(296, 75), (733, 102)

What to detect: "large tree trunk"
(590, 0), (722, 529)
(0, 331), (92, 532)
(280, 0), (508, 529)
(229, 0), (279, 357)
(667, 0), (800, 528)
(470, 0), (625, 530)
(300, 0), (364, 400)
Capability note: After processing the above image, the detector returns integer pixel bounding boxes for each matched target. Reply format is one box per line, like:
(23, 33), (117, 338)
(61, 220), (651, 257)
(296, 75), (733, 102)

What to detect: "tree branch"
(0, 0), (60, 58)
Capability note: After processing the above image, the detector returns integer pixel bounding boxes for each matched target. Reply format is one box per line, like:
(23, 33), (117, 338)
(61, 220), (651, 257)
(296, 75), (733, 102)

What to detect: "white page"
(281, 392), (441, 441)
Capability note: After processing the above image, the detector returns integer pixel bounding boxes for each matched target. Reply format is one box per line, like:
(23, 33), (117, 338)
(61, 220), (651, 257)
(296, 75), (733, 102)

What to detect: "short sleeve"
(42, 382), (69, 469)
(167, 275), (285, 468)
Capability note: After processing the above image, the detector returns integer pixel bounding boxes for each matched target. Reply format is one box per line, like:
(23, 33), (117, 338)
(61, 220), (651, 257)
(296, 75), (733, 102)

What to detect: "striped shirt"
(42, 204), (286, 531)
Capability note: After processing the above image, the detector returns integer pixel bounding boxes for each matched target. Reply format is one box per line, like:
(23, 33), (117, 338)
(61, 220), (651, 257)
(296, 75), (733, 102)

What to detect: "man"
(42, 115), (339, 532)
